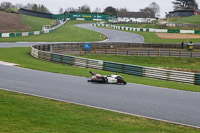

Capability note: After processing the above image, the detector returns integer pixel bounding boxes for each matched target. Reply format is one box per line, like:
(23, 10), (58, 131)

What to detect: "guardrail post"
(148, 50), (150, 56)
(179, 51), (182, 57)
(191, 51), (193, 57)
(137, 49), (139, 56)
(127, 50), (129, 55)
(169, 51), (171, 57)
(158, 49), (160, 56)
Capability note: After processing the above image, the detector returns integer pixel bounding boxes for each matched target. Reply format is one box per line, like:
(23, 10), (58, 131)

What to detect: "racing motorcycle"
(88, 71), (127, 85)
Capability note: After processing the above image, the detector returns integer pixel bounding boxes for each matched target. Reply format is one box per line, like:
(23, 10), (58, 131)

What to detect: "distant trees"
(0, 1), (12, 11)
(0, 1), (51, 13)
(65, 5), (91, 13)
(140, 2), (160, 17)
(103, 6), (117, 16)
(172, 0), (198, 10)
(79, 5), (91, 13)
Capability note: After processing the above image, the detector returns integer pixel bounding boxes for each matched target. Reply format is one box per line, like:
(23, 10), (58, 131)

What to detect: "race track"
(0, 24), (200, 128)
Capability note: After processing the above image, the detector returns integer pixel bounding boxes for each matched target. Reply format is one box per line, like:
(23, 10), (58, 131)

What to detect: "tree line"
(0, 0), (199, 17)
(0, 1), (50, 13)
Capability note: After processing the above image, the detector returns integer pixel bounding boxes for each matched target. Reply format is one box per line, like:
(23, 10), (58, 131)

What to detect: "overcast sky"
(1, 0), (200, 17)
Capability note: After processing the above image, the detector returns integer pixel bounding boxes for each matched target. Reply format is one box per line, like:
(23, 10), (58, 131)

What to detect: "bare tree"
(93, 7), (101, 13)
(140, 2), (160, 18)
(0, 1), (12, 11)
(14, 3), (24, 9)
(59, 7), (64, 14)
(66, 7), (77, 13)
(149, 2), (160, 17)
(24, 3), (33, 10)
(79, 4), (91, 13)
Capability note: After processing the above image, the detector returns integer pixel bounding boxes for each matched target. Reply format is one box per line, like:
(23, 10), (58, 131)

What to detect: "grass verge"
(115, 23), (200, 30)
(1, 89), (199, 132)
(0, 20), (105, 42)
(169, 15), (200, 24)
(80, 54), (200, 73)
(0, 47), (199, 92)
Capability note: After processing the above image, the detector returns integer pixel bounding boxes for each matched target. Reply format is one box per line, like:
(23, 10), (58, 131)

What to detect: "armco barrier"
(92, 24), (200, 34)
(31, 44), (200, 85)
(0, 20), (67, 38)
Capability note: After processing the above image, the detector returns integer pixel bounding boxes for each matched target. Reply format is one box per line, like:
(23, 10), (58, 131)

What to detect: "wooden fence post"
(94, 48), (96, 54)
(179, 51), (182, 57)
(116, 48), (118, 55)
(80, 49), (82, 56)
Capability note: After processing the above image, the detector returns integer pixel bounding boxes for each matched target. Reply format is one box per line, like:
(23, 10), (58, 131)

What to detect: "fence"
(48, 42), (200, 50)
(167, 23), (200, 28)
(0, 20), (67, 38)
(31, 44), (200, 85)
(48, 43), (200, 58)
(79, 49), (200, 58)
(92, 23), (200, 34)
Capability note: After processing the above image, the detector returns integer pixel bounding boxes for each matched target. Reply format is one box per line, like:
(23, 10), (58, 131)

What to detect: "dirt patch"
(0, 11), (31, 32)
(156, 33), (200, 39)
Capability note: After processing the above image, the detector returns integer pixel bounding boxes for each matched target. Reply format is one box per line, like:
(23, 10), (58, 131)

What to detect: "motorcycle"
(88, 71), (127, 85)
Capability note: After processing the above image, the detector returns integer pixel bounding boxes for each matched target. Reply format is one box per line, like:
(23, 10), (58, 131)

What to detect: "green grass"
(0, 20), (105, 42)
(0, 47), (199, 92)
(1, 89), (199, 132)
(99, 26), (200, 43)
(115, 23), (200, 30)
(79, 54), (200, 73)
(169, 15), (200, 24)
(21, 14), (54, 31)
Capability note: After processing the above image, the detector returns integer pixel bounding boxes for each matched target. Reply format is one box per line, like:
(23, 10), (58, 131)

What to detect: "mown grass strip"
(0, 47), (199, 92)
(0, 89), (199, 132)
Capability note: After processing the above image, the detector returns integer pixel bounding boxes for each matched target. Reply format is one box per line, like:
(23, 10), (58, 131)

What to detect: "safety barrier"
(31, 44), (200, 85)
(92, 23), (200, 34)
(0, 20), (67, 38)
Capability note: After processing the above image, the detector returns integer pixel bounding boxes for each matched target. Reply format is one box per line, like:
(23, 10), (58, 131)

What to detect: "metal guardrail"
(31, 44), (200, 85)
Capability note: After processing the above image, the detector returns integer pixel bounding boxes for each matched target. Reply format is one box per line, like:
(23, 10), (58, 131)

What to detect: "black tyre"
(118, 79), (127, 85)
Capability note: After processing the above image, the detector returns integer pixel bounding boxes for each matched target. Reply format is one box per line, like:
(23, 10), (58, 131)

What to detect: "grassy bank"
(80, 54), (200, 73)
(0, 47), (199, 92)
(1, 89), (199, 132)
(169, 15), (200, 24)
(21, 14), (54, 31)
(0, 20), (105, 42)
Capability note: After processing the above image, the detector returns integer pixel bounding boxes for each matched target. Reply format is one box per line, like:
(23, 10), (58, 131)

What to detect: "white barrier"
(22, 32), (29, 36)
(180, 30), (195, 34)
(34, 31), (40, 35)
(2, 33), (9, 37)
(143, 67), (195, 84)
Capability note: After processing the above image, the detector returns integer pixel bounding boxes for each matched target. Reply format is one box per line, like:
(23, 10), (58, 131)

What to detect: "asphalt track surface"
(0, 24), (200, 128)
(75, 24), (144, 43)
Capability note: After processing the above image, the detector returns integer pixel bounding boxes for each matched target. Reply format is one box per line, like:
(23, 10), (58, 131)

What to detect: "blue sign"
(84, 43), (92, 51)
